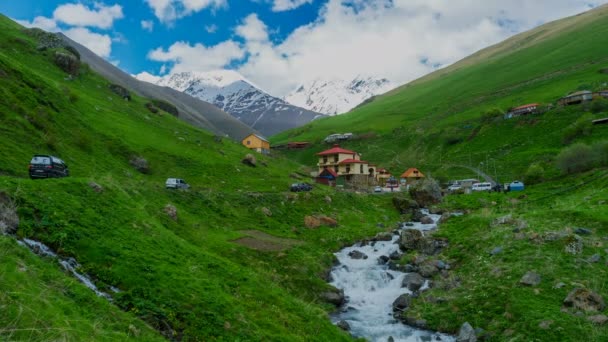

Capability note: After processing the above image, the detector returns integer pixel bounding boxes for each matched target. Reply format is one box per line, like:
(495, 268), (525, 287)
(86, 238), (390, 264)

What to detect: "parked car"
(29, 155), (69, 179)
(290, 183), (313, 192)
(165, 178), (190, 189)
(447, 184), (462, 191)
(374, 186), (383, 193)
(472, 182), (492, 191)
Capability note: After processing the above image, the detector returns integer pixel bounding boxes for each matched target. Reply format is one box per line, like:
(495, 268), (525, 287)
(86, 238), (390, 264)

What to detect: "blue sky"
(2, 1), (606, 96)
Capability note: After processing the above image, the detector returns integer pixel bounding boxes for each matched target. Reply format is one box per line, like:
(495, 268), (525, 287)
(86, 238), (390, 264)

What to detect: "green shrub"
(562, 114), (593, 145)
(524, 162), (545, 184)
(592, 140), (608, 166)
(590, 98), (608, 114)
(555, 143), (595, 174)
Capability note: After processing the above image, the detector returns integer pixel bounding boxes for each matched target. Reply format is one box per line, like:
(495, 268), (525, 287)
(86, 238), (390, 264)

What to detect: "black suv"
(290, 183), (313, 192)
(29, 155), (69, 179)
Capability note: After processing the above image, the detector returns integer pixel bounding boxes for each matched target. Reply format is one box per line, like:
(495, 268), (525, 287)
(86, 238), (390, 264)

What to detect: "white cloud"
(64, 27), (113, 58)
(272, 0), (313, 12)
(235, 14), (268, 42)
(53, 3), (123, 29)
(134, 71), (163, 83)
(144, 0), (606, 96)
(141, 20), (155, 32)
(16, 16), (59, 32)
(144, 0), (227, 24)
(148, 40), (244, 72)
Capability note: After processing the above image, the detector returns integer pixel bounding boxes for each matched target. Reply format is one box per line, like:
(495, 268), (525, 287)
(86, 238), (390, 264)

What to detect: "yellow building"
(241, 134), (270, 154)
(316, 145), (373, 178)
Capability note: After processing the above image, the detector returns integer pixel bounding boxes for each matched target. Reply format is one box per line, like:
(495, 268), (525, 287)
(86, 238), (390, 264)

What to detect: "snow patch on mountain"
(283, 76), (395, 115)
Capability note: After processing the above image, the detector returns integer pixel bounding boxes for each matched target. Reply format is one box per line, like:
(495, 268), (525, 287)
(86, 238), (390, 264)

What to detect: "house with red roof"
(505, 103), (539, 119)
(315, 145), (376, 183)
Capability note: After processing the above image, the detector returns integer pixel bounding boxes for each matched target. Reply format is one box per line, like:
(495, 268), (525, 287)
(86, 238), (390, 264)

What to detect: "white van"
(165, 178), (190, 189)
(472, 182), (492, 191)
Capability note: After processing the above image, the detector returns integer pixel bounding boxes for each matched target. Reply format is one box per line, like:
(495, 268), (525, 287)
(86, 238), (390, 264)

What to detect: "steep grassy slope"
(273, 5), (608, 181)
(0, 16), (401, 341)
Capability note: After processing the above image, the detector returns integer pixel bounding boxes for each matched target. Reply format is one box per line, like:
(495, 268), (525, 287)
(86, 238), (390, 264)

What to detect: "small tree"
(524, 163), (545, 185)
(555, 143), (594, 174)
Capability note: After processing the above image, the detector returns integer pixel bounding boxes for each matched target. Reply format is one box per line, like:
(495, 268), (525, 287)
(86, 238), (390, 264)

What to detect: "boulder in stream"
(320, 288), (345, 307)
(392, 294), (412, 313)
(456, 322), (477, 342)
(402, 272), (424, 292)
(348, 250), (368, 260)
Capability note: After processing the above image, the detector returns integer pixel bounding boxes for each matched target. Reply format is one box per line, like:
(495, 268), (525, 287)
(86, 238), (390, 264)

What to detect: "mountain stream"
(330, 210), (454, 342)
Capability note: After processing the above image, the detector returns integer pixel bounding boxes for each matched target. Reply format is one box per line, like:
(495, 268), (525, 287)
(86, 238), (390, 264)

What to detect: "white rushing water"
(330, 210), (455, 342)
(19, 238), (116, 301)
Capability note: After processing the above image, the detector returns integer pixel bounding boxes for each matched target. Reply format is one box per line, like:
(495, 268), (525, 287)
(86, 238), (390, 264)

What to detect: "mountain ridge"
(139, 70), (327, 136)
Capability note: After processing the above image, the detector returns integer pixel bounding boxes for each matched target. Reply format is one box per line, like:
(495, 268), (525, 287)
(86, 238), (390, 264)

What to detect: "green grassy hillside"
(273, 5), (608, 182)
(0, 16), (400, 341)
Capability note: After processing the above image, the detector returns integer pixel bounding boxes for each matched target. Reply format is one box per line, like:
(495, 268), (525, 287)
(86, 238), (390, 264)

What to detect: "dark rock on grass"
(456, 322), (476, 342)
(145, 102), (159, 114)
(492, 214), (513, 226)
(348, 250), (368, 260)
(588, 315), (608, 325)
(490, 247), (503, 256)
(242, 154), (257, 167)
(109, 84), (131, 100)
(402, 273), (425, 292)
(564, 235), (584, 255)
(575, 227), (592, 235)
(435, 260), (448, 270)
(151, 99), (179, 117)
(129, 156), (150, 174)
(88, 181), (103, 193)
(336, 320), (350, 331)
(563, 288), (606, 312)
(588, 254), (601, 263)
(377, 222), (385, 228)
(538, 320), (553, 330)
(392, 294), (412, 313)
(163, 204), (178, 221)
(520, 271), (541, 286)
(320, 288), (345, 307)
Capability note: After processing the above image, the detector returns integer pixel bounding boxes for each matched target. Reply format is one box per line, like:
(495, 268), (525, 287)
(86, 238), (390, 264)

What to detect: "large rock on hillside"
(563, 288), (605, 312)
(54, 51), (80, 75)
(392, 294), (412, 313)
(409, 178), (442, 207)
(320, 288), (345, 307)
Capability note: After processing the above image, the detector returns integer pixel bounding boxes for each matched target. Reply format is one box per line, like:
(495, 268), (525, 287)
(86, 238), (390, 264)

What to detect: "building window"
(360, 165), (364, 173)
(247, 140), (251, 145)
(334, 155), (339, 163)
(323, 157), (328, 164)
(346, 166), (350, 173)
(334, 166), (338, 173)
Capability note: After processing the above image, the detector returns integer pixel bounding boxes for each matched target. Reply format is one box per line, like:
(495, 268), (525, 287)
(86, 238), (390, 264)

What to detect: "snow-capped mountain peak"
(136, 70), (326, 136)
(283, 76), (395, 115)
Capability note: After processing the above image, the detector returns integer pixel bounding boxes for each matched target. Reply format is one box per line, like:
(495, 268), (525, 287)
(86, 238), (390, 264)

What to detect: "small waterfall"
(18, 238), (117, 301)
(330, 210), (454, 342)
